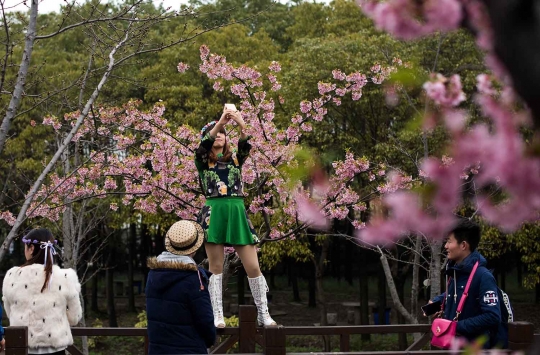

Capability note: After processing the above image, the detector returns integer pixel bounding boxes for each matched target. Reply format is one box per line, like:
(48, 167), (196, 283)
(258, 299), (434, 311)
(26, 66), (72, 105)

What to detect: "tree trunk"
(106, 236), (118, 327)
(517, 258), (523, 287)
(377, 266), (387, 325)
(127, 224), (136, 313)
(81, 280), (88, 315)
(0, 28), (134, 262)
(316, 238), (330, 327)
(411, 235), (423, 313)
(430, 240), (444, 299)
(308, 262), (316, 308)
(91, 272), (99, 313)
(291, 260), (301, 302)
(106, 266), (117, 327)
(396, 279), (408, 350)
(359, 270), (370, 341)
(344, 239), (353, 286)
(378, 251), (417, 324)
(140, 223), (151, 289)
(0, 0), (38, 155)
(79, 293), (89, 355)
(61, 146), (78, 270)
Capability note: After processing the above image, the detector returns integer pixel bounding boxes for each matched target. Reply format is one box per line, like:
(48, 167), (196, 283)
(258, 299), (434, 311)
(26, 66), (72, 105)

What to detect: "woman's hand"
(0, 338), (5, 351)
(228, 111), (248, 140)
(217, 110), (233, 126)
(229, 111), (246, 130)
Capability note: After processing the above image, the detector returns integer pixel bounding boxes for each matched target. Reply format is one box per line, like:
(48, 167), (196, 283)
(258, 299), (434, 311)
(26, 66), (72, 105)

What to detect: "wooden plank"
(4, 327), (28, 347)
(5, 326), (28, 355)
(5, 350), (28, 355)
(508, 322), (534, 344)
(406, 332), (431, 351)
(66, 345), (84, 355)
(210, 334), (239, 354)
(264, 326), (286, 355)
(254, 334), (265, 348)
(238, 305), (257, 353)
(287, 352), (461, 355)
(339, 334), (350, 352)
(283, 324), (431, 336)
(216, 327), (240, 336)
(71, 327), (147, 336)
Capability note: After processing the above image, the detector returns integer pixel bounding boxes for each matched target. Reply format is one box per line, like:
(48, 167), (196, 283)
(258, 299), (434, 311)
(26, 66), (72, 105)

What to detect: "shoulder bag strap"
(455, 261), (479, 320)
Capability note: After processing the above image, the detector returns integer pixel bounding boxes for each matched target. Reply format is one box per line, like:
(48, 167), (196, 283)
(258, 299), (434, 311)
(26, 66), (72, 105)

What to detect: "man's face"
(445, 233), (469, 263)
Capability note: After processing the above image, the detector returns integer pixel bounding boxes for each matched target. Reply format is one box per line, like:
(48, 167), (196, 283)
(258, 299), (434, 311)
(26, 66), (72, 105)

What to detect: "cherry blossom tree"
(0, 45), (402, 327)
(356, 0), (540, 250)
(12, 46), (402, 245)
(0, 1), (259, 262)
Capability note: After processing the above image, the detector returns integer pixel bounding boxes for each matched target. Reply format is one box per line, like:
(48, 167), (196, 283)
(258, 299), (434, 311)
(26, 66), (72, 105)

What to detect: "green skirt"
(197, 197), (259, 246)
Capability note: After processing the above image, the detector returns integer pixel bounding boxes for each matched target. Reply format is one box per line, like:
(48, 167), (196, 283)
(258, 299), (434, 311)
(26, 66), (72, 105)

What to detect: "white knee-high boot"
(248, 275), (277, 326)
(208, 274), (225, 328)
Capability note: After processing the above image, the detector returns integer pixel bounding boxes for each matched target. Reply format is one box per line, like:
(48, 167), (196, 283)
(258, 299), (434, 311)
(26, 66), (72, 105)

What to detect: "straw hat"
(164, 220), (204, 256)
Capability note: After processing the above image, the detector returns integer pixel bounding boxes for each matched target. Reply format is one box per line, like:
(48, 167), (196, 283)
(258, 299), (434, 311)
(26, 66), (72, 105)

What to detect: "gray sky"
(4, 0), (331, 13)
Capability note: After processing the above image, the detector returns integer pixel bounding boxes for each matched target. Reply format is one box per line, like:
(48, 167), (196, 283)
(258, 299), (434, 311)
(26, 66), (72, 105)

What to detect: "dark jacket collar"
(446, 250), (487, 275)
(147, 257), (199, 271)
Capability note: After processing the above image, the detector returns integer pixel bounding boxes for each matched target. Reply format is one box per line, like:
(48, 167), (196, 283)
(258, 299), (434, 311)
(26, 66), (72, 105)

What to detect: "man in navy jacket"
(431, 219), (506, 348)
(146, 220), (216, 354)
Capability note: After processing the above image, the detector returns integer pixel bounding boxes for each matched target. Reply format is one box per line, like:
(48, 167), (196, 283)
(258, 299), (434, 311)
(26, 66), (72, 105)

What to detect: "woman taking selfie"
(2, 228), (82, 355)
(195, 105), (277, 328)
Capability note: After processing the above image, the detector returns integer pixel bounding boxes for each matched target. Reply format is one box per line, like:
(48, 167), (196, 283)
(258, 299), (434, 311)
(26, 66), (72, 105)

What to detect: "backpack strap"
(455, 261), (479, 320)
(501, 289), (514, 322)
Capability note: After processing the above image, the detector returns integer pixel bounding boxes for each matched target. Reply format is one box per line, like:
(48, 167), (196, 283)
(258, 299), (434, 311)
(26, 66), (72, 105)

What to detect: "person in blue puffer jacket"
(146, 220), (216, 354)
(431, 219), (506, 349)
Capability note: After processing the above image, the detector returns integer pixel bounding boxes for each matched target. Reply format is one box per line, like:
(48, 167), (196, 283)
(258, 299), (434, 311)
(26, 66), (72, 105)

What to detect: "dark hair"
(450, 218), (481, 252)
(21, 228), (56, 293)
(201, 123), (232, 164)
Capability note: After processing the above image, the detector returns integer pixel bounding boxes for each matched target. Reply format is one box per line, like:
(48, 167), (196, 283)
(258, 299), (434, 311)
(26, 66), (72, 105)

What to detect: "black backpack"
(489, 287), (513, 348)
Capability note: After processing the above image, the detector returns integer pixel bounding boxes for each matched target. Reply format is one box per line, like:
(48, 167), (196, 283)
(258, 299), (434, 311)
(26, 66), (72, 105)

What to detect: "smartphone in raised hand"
(224, 103), (237, 111)
(421, 300), (442, 316)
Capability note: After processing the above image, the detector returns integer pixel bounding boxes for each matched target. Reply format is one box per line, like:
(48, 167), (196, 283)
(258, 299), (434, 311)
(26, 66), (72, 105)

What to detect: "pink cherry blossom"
(268, 61), (281, 72)
(177, 62), (189, 73)
(294, 194), (330, 231)
(423, 74), (466, 107)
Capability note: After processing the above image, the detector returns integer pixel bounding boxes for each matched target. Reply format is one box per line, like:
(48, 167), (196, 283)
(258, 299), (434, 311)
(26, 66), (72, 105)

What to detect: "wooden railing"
(3, 306), (537, 354)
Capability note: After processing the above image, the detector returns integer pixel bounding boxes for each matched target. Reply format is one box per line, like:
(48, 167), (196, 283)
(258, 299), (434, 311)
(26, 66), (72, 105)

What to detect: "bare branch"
(378, 246), (418, 324)
(0, 18), (133, 261)
(0, 0), (38, 155)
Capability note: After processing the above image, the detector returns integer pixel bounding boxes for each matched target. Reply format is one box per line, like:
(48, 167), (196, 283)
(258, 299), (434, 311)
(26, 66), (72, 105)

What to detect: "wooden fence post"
(508, 321), (534, 351)
(238, 305), (257, 353)
(144, 333), (149, 355)
(5, 326), (28, 355)
(264, 326), (285, 355)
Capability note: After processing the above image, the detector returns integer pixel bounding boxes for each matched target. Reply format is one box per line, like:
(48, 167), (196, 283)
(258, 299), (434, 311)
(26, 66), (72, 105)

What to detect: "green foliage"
(259, 235), (314, 269)
(278, 147), (317, 189)
(225, 315), (239, 327)
(87, 318), (104, 349)
(507, 223), (540, 288)
(134, 310), (148, 328)
(0, 0), (506, 286)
